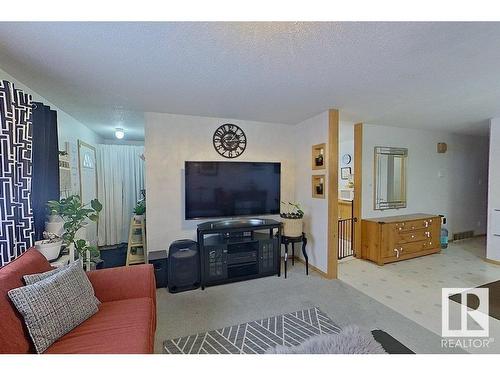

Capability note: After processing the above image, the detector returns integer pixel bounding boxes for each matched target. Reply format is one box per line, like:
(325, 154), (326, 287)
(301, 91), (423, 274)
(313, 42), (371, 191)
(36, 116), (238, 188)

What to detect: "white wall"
(144, 112), (296, 252)
(361, 124), (489, 237)
(0, 67), (102, 195)
(487, 119), (500, 261)
(293, 111), (329, 273)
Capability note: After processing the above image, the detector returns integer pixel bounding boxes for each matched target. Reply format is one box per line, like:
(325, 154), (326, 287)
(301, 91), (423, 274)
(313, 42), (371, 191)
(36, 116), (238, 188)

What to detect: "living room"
(2, 2), (500, 373)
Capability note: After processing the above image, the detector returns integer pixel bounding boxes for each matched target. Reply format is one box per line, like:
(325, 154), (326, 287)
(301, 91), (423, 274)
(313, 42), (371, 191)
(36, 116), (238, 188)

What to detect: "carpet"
(163, 307), (341, 354)
(449, 279), (500, 321)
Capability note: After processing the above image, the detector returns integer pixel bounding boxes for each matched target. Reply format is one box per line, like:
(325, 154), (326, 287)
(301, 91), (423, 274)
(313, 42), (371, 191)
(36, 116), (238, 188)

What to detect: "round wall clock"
(213, 123), (247, 158)
(342, 153), (352, 165)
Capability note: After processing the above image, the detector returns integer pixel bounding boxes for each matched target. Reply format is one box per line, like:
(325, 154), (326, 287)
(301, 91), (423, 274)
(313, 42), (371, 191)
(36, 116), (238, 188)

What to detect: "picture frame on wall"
(341, 167), (351, 180)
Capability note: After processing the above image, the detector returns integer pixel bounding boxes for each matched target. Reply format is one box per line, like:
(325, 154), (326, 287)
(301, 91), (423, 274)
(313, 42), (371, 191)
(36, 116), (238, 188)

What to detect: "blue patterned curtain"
(0, 80), (35, 266)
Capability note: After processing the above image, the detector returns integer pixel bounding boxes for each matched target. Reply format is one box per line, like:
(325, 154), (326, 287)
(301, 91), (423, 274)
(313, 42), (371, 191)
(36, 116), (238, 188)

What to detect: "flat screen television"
(185, 161), (281, 220)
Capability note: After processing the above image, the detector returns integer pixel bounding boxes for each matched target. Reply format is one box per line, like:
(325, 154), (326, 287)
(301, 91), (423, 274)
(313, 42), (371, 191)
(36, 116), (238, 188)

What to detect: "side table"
(281, 232), (309, 278)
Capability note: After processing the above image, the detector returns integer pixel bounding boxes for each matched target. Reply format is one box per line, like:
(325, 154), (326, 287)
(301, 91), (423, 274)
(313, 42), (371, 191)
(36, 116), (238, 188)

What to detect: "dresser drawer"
(384, 239), (438, 259)
(392, 229), (432, 244)
(392, 217), (437, 233)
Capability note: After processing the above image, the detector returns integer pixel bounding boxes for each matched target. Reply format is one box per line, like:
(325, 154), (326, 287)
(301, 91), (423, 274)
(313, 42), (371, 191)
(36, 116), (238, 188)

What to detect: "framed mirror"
(374, 146), (407, 210)
(78, 140), (98, 246)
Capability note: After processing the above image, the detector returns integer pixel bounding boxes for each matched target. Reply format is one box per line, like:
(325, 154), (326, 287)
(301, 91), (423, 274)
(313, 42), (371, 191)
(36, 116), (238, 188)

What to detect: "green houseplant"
(46, 195), (102, 264)
(133, 200), (146, 223)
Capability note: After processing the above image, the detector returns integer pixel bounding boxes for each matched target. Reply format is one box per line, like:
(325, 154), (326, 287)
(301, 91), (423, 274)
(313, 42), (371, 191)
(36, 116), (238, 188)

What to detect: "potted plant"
(35, 231), (63, 262)
(280, 202), (304, 237)
(46, 195), (102, 268)
(133, 200), (146, 223)
(45, 204), (65, 237)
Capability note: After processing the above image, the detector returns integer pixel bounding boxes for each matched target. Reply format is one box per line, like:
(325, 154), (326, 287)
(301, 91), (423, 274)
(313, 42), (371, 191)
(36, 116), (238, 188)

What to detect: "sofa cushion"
(45, 297), (155, 354)
(0, 249), (52, 354)
(8, 262), (100, 353)
(24, 264), (101, 305)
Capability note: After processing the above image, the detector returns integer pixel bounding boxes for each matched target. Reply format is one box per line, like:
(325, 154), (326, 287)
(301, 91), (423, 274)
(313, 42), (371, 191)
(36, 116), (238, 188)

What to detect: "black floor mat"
(371, 330), (414, 354)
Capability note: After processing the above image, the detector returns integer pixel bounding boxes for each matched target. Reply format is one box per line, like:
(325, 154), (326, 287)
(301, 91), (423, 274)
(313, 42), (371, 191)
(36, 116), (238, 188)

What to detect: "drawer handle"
(425, 231), (431, 238)
(411, 234), (415, 239)
(394, 248), (400, 258)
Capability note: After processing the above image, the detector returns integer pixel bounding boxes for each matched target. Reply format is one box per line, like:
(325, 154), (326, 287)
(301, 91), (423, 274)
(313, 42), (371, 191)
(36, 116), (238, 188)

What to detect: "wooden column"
(327, 109), (339, 279)
(353, 123), (363, 258)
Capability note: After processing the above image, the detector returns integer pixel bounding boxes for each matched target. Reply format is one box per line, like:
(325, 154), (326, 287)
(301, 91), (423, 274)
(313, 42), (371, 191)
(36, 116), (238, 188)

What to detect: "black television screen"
(185, 161), (281, 220)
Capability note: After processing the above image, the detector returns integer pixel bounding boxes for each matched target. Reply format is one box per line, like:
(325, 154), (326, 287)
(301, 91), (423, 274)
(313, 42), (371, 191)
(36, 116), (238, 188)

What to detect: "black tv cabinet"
(197, 218), (282, 289)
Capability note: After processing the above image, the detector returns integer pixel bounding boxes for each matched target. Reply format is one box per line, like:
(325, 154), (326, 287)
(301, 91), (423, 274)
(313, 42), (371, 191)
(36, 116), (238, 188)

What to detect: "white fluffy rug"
(265, 325), (386, 354)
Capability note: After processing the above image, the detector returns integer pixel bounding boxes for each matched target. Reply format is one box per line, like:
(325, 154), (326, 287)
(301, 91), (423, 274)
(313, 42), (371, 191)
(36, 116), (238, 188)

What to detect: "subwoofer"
(168, 239), (200, 293)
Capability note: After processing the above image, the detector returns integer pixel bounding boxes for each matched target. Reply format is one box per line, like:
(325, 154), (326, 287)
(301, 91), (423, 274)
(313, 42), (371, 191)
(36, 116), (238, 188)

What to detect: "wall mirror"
(374, 146), (407, 210)
(78, 140), (98, 245)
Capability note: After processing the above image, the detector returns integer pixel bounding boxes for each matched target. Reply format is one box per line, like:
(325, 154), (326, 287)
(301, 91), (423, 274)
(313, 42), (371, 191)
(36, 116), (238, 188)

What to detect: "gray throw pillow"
(23, 264), (100, 305)
(23, 266), (63, 284)
(8, 261), (99, 353)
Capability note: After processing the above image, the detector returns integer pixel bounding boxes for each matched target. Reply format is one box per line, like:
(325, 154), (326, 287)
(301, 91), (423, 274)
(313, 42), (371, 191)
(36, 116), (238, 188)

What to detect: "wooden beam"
(353, 123), (363, 257)
(327, 109), (339, 279)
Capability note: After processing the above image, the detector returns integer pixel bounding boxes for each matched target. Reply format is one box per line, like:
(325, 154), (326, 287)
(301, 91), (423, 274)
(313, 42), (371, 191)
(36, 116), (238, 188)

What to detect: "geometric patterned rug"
(163, 307), (341, 354)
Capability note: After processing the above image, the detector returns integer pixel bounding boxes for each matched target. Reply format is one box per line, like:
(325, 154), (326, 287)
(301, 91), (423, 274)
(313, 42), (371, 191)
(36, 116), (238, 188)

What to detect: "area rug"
(449, 279), (500, 321)
(163, 307), (341, 354)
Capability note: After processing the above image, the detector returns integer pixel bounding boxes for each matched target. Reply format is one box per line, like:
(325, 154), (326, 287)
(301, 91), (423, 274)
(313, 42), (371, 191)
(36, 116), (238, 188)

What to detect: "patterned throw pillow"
(24, 266), (62, 284)
(8, 262), (99, 353)
(23, 264), (100, 305)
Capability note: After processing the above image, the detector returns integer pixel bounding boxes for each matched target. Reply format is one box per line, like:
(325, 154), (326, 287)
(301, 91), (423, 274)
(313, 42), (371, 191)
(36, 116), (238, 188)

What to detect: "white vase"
(45, 215), (64, 237)
(35, 240), (63, 262)
(282, 218), (303, 237)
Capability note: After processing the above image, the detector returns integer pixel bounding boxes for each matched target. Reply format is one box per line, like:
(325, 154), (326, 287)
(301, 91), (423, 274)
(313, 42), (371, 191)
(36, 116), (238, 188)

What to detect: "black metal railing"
(338, 217), (356, 259)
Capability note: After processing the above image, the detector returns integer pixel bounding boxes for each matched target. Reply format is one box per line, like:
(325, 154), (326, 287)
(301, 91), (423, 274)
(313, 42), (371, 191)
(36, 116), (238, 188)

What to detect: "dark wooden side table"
(281, 232), (308, 278)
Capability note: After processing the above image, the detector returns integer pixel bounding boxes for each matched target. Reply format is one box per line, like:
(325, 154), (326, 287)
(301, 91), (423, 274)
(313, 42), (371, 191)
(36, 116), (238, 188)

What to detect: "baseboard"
(294, 257), (328, 278)
(449, 233), (486, 243)
(485, 257), (500, 266)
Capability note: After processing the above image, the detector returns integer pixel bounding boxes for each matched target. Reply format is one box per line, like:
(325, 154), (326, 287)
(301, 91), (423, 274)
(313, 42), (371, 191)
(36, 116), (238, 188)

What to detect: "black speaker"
(149, 250), (168, 288)
(168, 239), (200, 293)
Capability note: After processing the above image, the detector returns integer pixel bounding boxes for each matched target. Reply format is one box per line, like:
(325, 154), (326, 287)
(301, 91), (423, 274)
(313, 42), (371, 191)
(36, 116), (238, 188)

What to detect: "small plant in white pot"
(35, 232), (63, 262)
(280, 202), (304, 237)
(133, 200), (146, 224)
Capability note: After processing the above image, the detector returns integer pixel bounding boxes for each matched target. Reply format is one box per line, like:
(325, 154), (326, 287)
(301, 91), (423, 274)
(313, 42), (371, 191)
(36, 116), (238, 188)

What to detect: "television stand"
(197, 218), (282, 289)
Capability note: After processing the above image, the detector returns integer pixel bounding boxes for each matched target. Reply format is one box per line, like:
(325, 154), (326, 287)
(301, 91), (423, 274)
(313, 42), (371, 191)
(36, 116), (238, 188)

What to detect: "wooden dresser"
(361, 214), (441, 265)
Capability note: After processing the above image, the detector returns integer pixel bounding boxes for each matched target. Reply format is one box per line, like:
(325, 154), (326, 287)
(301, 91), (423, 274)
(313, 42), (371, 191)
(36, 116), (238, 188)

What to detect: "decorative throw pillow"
(23, 264), (100, 305)
(23, 266), (62, 284)
(8, 261), (99, 353)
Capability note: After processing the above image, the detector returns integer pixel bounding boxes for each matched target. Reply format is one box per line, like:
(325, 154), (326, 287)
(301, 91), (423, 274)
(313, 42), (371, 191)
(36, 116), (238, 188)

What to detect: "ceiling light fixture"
(115, 128), (125, 139)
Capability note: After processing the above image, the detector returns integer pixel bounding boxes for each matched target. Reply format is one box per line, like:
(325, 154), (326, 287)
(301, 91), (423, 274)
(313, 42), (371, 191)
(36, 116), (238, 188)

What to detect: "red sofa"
(0, 249), (156, 354)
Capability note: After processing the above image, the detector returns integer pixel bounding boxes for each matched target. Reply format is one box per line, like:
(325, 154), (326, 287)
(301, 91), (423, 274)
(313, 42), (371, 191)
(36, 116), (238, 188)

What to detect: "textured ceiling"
(0, 22), (499, 139)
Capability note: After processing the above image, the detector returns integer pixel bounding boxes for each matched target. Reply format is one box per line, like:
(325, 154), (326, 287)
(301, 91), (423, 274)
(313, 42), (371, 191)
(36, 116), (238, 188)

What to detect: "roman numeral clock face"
(213, 124), (247, 158)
